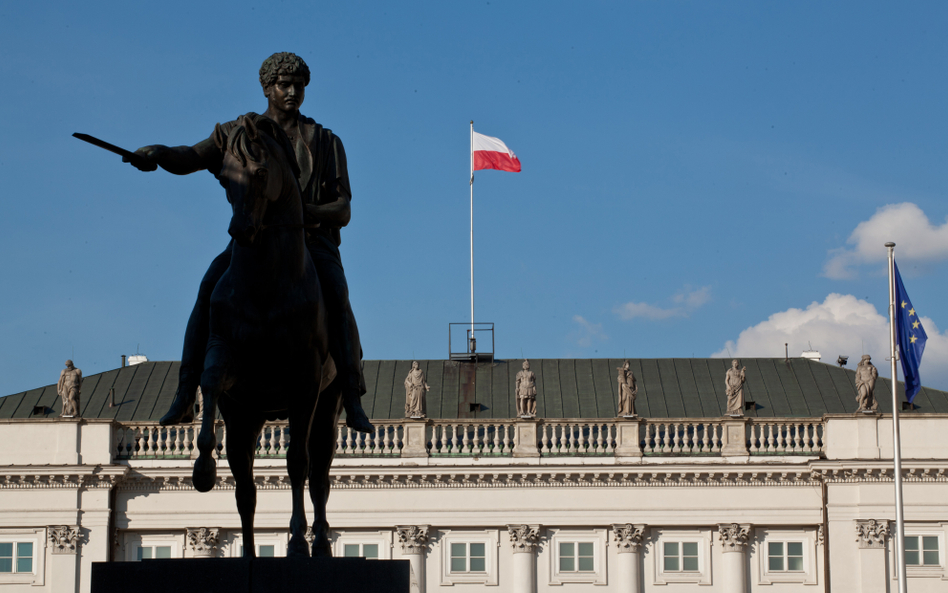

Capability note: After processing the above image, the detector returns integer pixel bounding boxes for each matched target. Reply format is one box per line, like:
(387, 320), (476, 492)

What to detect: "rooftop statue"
(515, 360), (537, 418)
(57, 360), (82, 418)
(725, 359), (746, 417)
(617, 360), (637, 417)
(404, 362), (429, 419)
(855, 355), (879, 413)
(103, 53), (372, 557)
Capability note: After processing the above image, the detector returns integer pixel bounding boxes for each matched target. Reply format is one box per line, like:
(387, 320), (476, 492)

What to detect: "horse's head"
(215, 114), (300, 246)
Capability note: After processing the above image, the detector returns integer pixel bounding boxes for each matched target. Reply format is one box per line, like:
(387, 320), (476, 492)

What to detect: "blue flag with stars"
(894, 261), (928, 403)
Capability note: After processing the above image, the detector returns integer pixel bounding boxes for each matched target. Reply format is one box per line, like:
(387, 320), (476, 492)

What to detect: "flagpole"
(887, 241), (908, 593)
(470, 121), (475, 349)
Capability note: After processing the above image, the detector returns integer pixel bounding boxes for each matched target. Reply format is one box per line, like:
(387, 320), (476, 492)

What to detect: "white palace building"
(1, 356), (948, 593)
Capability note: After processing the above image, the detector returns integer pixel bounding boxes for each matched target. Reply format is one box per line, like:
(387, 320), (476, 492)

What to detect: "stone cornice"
(0, 466), (127, 489)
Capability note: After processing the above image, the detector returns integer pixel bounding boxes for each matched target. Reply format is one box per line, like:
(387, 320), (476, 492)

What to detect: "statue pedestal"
(91, 557), (410, 593)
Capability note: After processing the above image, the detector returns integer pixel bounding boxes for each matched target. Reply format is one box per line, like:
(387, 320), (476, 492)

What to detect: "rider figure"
(125, 52), (374, 433)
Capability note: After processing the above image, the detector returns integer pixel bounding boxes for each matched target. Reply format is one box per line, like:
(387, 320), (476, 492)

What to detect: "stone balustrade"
(111, 417), (826, 460)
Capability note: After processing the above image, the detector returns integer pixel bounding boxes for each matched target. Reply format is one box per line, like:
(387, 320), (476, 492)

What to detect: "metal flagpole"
(886, 241), (908, 593)
(470, 121), (475, 347)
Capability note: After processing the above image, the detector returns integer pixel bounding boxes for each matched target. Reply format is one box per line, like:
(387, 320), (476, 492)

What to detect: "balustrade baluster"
(802, 423), (813, 453)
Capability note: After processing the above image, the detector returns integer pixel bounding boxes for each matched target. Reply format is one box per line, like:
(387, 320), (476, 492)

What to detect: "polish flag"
(473, 131), (521, 172)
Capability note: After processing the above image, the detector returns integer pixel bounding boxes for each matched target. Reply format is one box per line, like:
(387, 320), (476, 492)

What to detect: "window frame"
(333, 530), (392, 560)
(123, 532), (183, 562)
(438, 529), (499, 586)
(755, 528), (818, 585)
(891, 524), (948, 581)
(546, 528), (607, 585)
(0, 529), (45, 586)
(652, 529), (712, 586)
(224, 530), (285, 558)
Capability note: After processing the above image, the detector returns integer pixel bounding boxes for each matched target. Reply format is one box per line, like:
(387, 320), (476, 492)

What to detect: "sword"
(72, 133), (149, 169)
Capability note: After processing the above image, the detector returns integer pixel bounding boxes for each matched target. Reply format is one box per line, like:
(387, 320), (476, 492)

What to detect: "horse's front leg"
(193, 339), (231, 493)
(308, 378), (345, 557)
(221, 403), (265, 558)
(287, 379), (321, 558)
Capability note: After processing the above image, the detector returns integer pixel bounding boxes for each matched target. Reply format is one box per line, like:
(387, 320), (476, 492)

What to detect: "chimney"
(121, 355), (126, 368)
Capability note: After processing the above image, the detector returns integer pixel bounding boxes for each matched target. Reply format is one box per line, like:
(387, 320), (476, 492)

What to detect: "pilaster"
(396, 525), (430, 593)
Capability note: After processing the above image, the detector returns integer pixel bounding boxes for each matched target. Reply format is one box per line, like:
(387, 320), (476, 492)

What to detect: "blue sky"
(2, 1), (948, 396)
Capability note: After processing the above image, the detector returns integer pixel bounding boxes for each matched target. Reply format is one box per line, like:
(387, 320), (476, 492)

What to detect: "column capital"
(854, 519), (889, 549)
(186, 527), (219, 557)
(47, 526), (80, 554)
(717, 523), (751, 552)
(507, 524), (541, 553)
(396, 525), (430, 555)
(612, 524), (646, 553)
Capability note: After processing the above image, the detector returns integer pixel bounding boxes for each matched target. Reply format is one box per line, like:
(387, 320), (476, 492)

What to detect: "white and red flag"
(472, 131), (521, 173)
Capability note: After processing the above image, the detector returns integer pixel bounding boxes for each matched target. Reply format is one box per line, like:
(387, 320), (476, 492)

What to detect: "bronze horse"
(191, 114), (344, 557)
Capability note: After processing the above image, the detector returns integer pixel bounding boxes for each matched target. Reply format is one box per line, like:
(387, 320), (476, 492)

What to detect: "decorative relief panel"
(48, 526), (80, 554)
(507, 524), (540, 553)
(855, 519), (889, 549)
(612, 523), (645, 553)
(717, 523), (751, 552)
(186, 528), (219, 557)
(396, 525), (429, 554)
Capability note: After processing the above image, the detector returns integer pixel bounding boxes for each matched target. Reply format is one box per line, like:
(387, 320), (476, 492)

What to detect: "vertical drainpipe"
(821, 476), (831, 592)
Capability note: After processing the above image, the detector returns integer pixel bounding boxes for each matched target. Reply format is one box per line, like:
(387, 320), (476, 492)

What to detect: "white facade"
(0, 414), (947, 592)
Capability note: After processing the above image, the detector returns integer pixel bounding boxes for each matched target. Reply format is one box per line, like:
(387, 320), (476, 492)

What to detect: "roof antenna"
(785, 343), (788, 362)
(726, 347), (732, 358)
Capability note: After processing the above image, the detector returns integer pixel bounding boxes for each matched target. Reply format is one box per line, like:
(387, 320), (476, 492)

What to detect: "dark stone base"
(92, 557), (410, 593)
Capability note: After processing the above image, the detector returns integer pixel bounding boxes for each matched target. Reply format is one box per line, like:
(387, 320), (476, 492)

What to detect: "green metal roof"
(3, 358), (947, 421)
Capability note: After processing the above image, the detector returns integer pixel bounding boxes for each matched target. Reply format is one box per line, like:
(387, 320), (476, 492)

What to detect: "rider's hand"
(123, 145), (164, 172)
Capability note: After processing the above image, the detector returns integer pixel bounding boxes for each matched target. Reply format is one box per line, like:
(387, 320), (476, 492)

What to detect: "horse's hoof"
(344, 400), (375, 434)
(312, 540), (332, 557)
(192, 455), (217, 492)
(159, 387), (196, 426)
(287, 536), (310, 558)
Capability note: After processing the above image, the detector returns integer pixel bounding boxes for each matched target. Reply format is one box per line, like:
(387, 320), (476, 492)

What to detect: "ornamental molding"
(612, 524), (646, 553)
(855, 519), (889, 549)
(717, 523), (751, 552)
(0, 472), (125, 490)
(186, 528), (219, 557)
(48, 526), (80, 554)
(817, 525), (825, 547)
(507, 524), (541, 553)
(396, 525), (430, 554)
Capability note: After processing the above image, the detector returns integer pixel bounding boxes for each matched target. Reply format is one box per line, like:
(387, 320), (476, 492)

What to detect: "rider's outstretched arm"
(125, 139), (220, 175)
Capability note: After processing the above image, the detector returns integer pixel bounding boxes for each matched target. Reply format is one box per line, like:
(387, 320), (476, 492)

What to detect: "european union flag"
(894, 262), (928, 403)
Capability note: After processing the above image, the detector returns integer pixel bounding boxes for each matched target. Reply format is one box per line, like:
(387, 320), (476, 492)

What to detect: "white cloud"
(615, 286), (711, 321)
(824, 203), (948, 279)
(571, 315), (608, 347)
(714, 293), (948, 391)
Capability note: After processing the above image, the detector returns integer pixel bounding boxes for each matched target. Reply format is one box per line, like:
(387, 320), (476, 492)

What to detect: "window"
(905, 536), (939, 566)
(756, 529), (817, 585)
(343, 543), (379, 559)
(558, 542), (594, 572)
(652, 529), (711, 586)
(663, 541), (699, 572)
(137, 545), (171, 560)
(240, 545), (275, 557)
(438, 530), (498, 586)
(547, 529), (606, 585)
(223, 531), (284, 558)
(333, 531), (391, 561)
(0, 530), (44, 586)
(768, 541), (804, 572)
(450, 542), (486, 572)
(893, 528), (946, 580)
(0, 542), (33, 573)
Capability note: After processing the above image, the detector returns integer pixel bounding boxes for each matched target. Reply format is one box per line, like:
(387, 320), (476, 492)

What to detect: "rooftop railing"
(112, 417), (825, 461)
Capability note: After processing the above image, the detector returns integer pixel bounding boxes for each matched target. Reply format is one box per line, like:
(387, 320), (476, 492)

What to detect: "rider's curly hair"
(259, 52), (311, 89)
